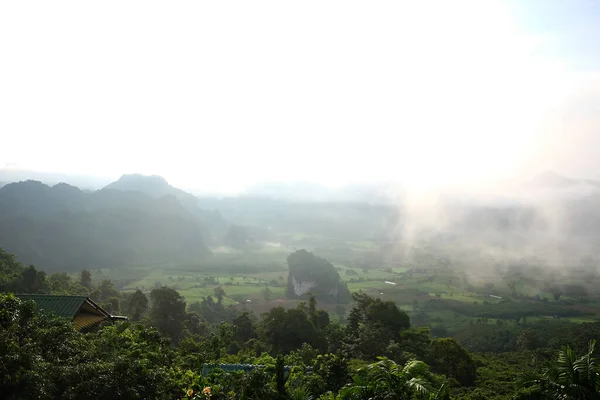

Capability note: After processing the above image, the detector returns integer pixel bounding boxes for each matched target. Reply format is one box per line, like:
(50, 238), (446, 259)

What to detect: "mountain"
(0, 169), (112, 189)
(104, 174), (228, 240)
(104, 174), (189, 198)
(0, 180), (210, 271)
(528, 170), (600, 190)
(530, 171), (578, 188)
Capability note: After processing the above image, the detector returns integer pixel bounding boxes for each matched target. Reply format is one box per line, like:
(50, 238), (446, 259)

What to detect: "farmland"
(85, 234), (600, 337)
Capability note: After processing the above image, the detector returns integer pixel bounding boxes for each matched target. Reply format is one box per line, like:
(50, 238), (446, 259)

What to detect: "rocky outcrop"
(286, 249), (351, 303)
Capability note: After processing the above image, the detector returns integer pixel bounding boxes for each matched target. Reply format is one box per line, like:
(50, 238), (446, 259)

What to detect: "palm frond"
(402, 360), (431, 379)
(405, 377), (432, 397)
(429, 383), (449, 400)
(289, 385), (313, 400)
(316, 392), (337, 400)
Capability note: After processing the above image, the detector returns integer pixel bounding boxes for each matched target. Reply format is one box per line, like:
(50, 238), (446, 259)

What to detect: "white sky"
(0, 1), (597, 193)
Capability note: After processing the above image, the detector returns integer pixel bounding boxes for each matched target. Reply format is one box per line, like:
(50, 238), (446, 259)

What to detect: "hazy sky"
(1, 0), (600, 193)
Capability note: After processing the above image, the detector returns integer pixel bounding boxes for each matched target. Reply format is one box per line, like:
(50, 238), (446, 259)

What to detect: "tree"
(19, 265), (49, 293)
(430, 338), (477, 386)
(339, 358), (444, 400)
(335, 305), (346, 321)
(103, 296), (120, 314)
(149, 286), (187, 343)
(349, 292), (410, 333)
(364, 298), (410, 333)
(68, 282), (90, 295)
(517, 328), (541, 351)
(0, 293), (78, 399)
(313, 353), (351, 393)
(213, 286), (226, 304)
(275, 354), (287, 400)
(259, 306), (321, 353)
(128, 289), (149, 321)
(48, 273), (72, 293)
(262, 286), (273, 301)
(80, 269), (93, 289)
(553, 291), (562, 303)
(347, 306), (362, 333)
(232, 311), (257, 343)
(345, 292), (410, 359)
(98, 279), (120, 301)
(520, 340), (600, 400)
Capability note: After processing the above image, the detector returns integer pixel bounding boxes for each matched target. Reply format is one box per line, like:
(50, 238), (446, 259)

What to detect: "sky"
(1, 0), (600, 193)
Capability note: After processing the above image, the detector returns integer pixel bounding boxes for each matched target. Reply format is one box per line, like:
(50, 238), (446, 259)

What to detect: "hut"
(16, 294), (128, 331)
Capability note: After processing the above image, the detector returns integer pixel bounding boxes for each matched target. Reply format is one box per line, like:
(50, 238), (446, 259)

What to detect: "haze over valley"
(5, 1), (600, 399)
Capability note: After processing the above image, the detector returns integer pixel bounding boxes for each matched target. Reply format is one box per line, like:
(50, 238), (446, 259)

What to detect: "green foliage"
(80, 269), (92, 289)
(128, 289), (149, 321)
(262, 286), (273, 301)
(430, 338), (477, 387)
(275, 355), (288, 399)
(345, 292), (411, 360)
(188, 295), (238, 324)
(337, 357), (445, 400)
(519, 340), (600, 399)
(0, 293), (179, 399)
(214, 286), (226, 304)
(0, 252), (50, 293)
(232, 311), (257, 343)
(259, 305), (324, 354)
(4, 241), (600, 400)
(150, 286), (187, 343)
(98, 279), (121, 301)
(313, 354), (351, 393)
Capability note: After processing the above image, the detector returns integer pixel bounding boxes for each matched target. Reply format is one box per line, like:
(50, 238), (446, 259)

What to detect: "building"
(16, 294), (128, 331)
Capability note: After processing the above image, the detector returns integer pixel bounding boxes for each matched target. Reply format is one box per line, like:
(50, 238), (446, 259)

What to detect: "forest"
(3, 244), (600, 400)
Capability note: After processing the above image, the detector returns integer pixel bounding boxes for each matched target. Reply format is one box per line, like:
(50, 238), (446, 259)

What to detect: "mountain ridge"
(0, 179), (210, 271)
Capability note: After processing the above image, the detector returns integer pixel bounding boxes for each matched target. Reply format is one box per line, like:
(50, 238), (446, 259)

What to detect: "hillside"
(104, 174), (228, 240)
(104, 174), (189, 198)
(0, 180), (210, 271)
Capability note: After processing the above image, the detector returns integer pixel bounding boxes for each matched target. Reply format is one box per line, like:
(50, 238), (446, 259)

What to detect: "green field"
(81, 236), (600, 331)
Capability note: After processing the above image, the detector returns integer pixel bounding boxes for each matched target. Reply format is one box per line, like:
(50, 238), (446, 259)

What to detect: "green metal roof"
(16, 294), (89, 319)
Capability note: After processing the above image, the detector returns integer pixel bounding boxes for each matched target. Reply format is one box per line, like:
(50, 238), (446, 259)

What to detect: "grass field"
(79, 236), (600, 328)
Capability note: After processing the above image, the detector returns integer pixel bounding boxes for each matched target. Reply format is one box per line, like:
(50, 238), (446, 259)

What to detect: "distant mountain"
(0, 181), (86, 217)
(104, 174), (188, 198)
(0, 180), (210, 271)
(0, 169), (112, 189)
(103, 174), (229, 241)
(527, 170), (600, 189)
(530, 171), (578, 187)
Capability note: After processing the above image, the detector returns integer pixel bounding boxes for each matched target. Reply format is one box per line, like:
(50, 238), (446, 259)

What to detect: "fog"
(390, 173), (600, 286)
(2, 1), (600, 288)
(3, 1), (600, 194)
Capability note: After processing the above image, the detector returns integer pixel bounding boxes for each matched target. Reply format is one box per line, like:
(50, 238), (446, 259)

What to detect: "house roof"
(16, 294), (92, 319)
(16, 294), (128, 331)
